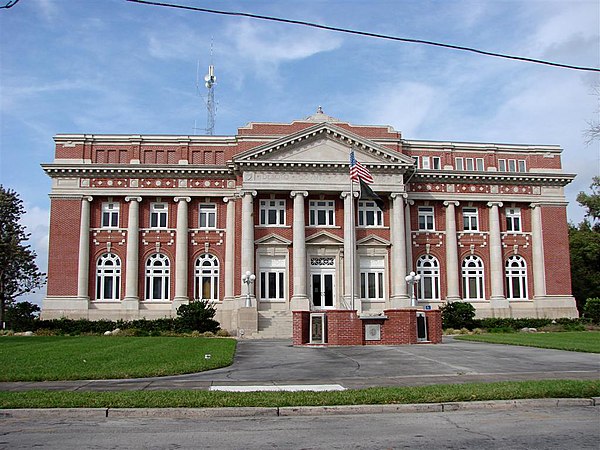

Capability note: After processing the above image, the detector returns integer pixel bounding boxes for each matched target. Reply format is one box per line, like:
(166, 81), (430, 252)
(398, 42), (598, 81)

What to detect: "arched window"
(506, 255), (528, 300)
(416, 254), (440, 301)
(195, 254), (220, 301)
(462, 255), (485, 300)
(96, 253), (121, 301)
(145, 253), (170, 301)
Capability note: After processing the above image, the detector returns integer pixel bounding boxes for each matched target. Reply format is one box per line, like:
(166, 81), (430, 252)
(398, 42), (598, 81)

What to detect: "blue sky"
(1, 0), (599, 305)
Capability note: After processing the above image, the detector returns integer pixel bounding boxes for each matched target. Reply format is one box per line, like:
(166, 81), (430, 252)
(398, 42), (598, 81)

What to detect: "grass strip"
(454, 331), (600, 353)
(0, 336), (236, 381)
(0, 380), (598, 409)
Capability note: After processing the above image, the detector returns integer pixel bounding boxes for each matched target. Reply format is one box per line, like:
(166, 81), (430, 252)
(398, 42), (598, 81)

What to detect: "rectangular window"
(498, 159), (507, 172)
(431, 156), (441, 170)
(462, 207), (479, 231)
(358, 201), (383, 227)
(150, 203), (168, 228)
(518, 160), (526, 172)
(476, 158), (484, 171)
(199, 203), (217, 229)
(101, 202), (120, 228)
(465, 158), (475, 171)
(259, 199), (286, 226)
(421, 156), (430, 169)
(418, 206), (435, 231)
(506, 207), (522, 232)
(360, 257), (385, 300)
(309, 200), (335, 226)
(508, 159), (517, 172)
(259, 256), (286, 301)
(455, 157), (464, 171)
(413, 156), (420, 168)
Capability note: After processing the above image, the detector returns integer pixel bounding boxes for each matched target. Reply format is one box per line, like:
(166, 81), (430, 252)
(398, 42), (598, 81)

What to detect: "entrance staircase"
(257, 310), (293, 338)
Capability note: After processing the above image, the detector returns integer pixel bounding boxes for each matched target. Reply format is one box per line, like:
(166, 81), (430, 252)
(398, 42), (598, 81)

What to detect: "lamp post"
(242, 271), (256, 307)
(405, 271), (421, 307)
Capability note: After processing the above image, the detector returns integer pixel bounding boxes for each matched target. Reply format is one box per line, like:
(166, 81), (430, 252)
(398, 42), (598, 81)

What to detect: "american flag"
(349, 150), (374, 184)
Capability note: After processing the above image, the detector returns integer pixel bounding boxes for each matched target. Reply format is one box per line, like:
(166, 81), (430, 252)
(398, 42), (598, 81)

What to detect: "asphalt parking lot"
(1, 337), (598, 391)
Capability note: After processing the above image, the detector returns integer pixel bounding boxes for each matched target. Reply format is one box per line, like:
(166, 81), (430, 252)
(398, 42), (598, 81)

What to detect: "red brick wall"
(47, 198), (81, 296)
(425, 310), (442, 343)
(326, 310), (363, 345)
(541, 205), (572, 295)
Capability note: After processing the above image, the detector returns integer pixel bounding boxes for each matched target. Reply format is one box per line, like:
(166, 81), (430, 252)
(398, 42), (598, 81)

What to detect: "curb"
(1, 398), (597, 419)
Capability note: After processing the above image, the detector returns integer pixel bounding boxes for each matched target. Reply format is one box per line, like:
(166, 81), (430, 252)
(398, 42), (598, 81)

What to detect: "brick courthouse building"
(42, 109), (577, 343)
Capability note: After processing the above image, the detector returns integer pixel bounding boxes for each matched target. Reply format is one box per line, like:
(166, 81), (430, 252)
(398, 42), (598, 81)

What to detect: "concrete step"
(258, 310), (293, 338)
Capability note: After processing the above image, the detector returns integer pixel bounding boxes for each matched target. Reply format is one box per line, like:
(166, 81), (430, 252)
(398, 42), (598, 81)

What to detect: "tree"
(0, 186), (46, 328)
(576, 176), (600, 229)
(175, 299), (220, 333)
(5, 300), (40, 331)
(439, 301), (476, 330)
(569, 222), (600, 312)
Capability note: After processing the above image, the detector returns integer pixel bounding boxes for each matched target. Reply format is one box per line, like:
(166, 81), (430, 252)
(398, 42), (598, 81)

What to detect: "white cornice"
(411, 171), (575, 186)
(42, 163), (232, 177)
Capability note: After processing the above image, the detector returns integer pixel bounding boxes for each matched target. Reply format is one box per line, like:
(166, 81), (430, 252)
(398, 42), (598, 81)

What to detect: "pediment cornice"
(356, 235), (391, 246)
(233, 122), (414, 169)
(305, 230), (345, 246)
(255, 233), (292, 246)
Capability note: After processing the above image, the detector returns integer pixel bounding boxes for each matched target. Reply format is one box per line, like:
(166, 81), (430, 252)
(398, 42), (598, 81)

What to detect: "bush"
(175, 300), (220, 333)
(440, 302), (476, 330)
(4, 301), (40, 332)
(583, 298), (600, 324)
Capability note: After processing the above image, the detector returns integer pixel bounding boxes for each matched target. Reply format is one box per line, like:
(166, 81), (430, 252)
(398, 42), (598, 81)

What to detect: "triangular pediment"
(356, 235), (391, 247)
(234, 122), (414, 167)
(305, 230), (345, 246)
(255, 233), (292, 246)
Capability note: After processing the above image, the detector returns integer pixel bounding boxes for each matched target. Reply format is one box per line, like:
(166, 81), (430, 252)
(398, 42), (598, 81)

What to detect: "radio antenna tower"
(204, 63), (217, 135)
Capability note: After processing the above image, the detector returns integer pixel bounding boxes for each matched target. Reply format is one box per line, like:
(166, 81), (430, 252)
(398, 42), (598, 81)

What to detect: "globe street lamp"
(405, 271), (421, 307)
(242, 271), (256, 308)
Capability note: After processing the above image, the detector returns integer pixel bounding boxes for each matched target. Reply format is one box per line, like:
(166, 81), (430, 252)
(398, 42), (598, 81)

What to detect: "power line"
(126, 0), (600, 73)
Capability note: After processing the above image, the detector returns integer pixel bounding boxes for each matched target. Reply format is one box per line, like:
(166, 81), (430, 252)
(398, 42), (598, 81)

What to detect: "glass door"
(311, 270), (335, 309)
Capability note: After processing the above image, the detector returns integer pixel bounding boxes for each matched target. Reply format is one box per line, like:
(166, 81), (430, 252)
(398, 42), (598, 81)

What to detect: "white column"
(77, 196), (92, 301)
(223, 196), (236, 300)
(290, 191), (309, 310)
(341, 191), (358, 312)
(405, 199), (414, 271)
(531, 203), (547, 298)
(240, 191), (257, 299)
(487, 202), (508, 309)
(443, 201), (461, 302)
(390, 193), (409, 308)
(123, 196), (141, 309)
(173, 197), (191, 309)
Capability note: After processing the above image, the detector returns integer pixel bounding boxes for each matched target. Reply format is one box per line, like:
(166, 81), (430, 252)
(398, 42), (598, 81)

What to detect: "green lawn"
(0, 336), (236, 381)
(455, 331), (600, 353)
(0, 380), (598, 409)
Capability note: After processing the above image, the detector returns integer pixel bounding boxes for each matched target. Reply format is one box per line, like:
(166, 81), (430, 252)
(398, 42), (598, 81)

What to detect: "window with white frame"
(432, 156), (441, 170)
(195, 254), (219, 301)
(416, 254), (440, 301)
(462, 207), (479, 231)
(418, 206), (435, 231)
(145, 253), (170, 301)
(101, 202), (120, 228)
(508, 159), (517, 172)
(465, 158), (475, 171)
(421, 156), (430, 169)
(517, 160), (526, 172)
(462, 255), (485, 300)
(150, 202), (168, 228)
(505, 255), (528, 300)
(476, 158), (484, 171)
(498, 159), (507, 172)
(506, 207), (522, 232)
(358, 201), (383, 227)
(259, 199), (286, 226)
(455, 157), (464, 171)
(359, 257), (385, 301)
(199, 203), (217, 229)
(309, 200), (335, 226)
(259, 256), (286, 301)
(96, 253), (121, 301)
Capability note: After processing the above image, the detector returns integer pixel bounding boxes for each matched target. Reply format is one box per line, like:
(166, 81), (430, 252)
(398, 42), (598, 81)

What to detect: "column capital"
(125, 196), (142, 203)
(340, 191), (359, 199)
(241, 190), (257, 198)
(82, 195), (93, 202)
(223, 195), (240, 203)
(443, 200), (460, 208)
(174, 196), (191, 203)
(290, 190), (308, 198)
(487, 201), (504, 208)
(390, 192), (408, 200)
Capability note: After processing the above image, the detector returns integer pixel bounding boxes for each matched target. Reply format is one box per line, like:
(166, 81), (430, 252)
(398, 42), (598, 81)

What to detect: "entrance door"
(311, 270), (335, 309)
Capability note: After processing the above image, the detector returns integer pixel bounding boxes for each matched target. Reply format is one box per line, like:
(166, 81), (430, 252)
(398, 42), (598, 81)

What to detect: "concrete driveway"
(1, 337), (598, 391)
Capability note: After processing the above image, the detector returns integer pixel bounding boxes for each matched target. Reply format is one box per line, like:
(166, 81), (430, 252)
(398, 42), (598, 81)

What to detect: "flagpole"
(350, 172), (355, 312)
